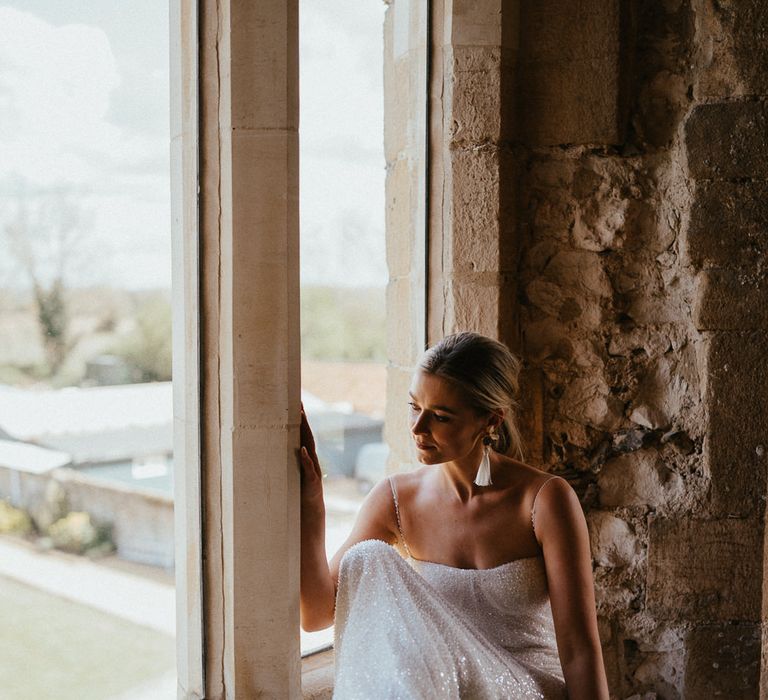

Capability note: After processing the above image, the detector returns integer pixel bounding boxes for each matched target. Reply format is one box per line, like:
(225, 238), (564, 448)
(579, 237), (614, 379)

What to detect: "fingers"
(299, 446), (324, 489)
(299, 403), (322, 483)
(299, 446), (312, 477)
(301, 446), (323, 480)
(300, 406), (317, 454)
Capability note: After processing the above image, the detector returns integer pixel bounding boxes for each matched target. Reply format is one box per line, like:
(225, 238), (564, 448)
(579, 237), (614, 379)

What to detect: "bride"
(300, 332), (609, 699)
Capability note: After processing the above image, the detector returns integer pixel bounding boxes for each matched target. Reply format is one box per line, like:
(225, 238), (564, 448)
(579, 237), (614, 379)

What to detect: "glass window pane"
(0, 2), (176, 695)
(299, 0), (387, 654)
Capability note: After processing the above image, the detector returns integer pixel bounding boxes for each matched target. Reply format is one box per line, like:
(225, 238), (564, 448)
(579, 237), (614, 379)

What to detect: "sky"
(0, 1), (387, 290)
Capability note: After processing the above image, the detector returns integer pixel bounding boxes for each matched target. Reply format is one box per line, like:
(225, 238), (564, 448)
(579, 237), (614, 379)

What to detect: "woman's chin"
(415, 449), (440, 464)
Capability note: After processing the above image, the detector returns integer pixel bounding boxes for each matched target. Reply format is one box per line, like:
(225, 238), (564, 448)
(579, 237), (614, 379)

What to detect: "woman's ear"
(487, 410), (504, 432)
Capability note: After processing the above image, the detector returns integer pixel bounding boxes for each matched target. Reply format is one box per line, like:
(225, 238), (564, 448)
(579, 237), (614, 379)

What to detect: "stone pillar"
(673, 3), (768, 691)
(516, 0), (624, 146)
(427, 0), (518, 345)
(197, 0), (301, 697)
(383, 0), (429, 473)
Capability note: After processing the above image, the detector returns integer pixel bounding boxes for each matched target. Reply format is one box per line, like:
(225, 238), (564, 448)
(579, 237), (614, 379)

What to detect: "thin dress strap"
(531, 475), (564, 536)
(388, 476), (412, 558)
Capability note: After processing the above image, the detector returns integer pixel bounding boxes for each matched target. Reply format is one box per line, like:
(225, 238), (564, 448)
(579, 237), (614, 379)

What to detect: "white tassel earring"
(474, 432), (497, 487)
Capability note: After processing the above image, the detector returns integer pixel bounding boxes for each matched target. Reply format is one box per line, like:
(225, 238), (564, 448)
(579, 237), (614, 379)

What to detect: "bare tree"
(3, 187), (92, 376)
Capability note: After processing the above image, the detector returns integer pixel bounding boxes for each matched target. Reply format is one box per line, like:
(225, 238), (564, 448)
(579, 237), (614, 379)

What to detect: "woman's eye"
(408, 402), (418, 411)
(434, 414), (449, 423)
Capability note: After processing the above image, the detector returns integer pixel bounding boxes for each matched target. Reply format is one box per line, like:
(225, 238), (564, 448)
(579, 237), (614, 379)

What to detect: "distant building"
(0, 382), (384, 568)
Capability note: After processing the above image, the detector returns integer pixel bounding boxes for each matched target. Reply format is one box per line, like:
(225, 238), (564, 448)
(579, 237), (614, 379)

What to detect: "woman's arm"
(299, 408), (335, 631)
(535, 477), (610, 700)
(299, 408), (397, 631)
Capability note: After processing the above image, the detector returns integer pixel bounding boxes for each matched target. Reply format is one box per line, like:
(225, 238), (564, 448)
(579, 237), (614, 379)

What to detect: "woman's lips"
(415, 442), (435, 450)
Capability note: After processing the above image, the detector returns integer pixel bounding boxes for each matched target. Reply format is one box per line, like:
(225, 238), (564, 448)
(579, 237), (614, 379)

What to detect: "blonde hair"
(419, 332), (524, 459)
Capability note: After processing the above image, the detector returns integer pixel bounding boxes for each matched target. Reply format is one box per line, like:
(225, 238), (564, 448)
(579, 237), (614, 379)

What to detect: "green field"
(0, 576), (175, 699)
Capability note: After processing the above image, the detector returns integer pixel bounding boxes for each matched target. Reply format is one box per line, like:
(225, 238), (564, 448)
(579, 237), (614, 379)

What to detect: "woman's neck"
(439, 444), (489, 502)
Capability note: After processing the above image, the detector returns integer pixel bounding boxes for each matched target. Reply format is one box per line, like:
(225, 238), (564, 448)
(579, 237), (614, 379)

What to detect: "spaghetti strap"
(531, 475), (564, 535)
(388, 476), (412, 558)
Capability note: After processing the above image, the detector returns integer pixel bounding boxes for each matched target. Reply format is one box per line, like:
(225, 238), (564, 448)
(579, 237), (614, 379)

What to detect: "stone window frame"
(170, 1), (428, 697)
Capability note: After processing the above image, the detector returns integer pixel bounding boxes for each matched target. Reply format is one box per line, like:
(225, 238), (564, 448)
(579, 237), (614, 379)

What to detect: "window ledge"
(302, 647), (334, 699)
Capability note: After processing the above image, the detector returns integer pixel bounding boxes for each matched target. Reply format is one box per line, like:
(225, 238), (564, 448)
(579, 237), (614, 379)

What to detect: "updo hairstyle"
(418, 331), (524, 459)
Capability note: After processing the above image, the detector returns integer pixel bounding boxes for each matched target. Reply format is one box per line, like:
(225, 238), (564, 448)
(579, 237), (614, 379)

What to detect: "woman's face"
(408, 370), (490, 466)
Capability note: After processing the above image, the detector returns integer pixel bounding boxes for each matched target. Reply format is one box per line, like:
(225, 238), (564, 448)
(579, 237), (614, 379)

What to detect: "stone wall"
(0, 466), (174, 568)
(383, 0), (767, 695)
(513, 1), (767, 697)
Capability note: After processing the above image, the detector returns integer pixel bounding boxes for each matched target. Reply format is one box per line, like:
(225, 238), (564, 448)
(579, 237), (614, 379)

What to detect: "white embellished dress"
(332, 478), (567, 699)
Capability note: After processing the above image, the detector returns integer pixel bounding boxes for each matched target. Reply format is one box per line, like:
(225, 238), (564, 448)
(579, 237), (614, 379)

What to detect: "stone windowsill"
(302, 646), (334, 699)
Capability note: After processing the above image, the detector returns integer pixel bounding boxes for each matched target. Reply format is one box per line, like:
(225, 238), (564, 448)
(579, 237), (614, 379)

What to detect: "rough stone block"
(705, 331), (768, 515)
(684, 623), (761, 698)
(519, 0), (618, 62)
(687, 181), (768, 270)
(629, 351), (697, 432)
(518, 58), (620, 146)
(451, 47), (503, 144)
(384, 56), (413, 163)
(385, 158), (416, 279)
(697, 0), (768, 99)
(448, 276), (501, 338)
(561, 376), (623, 432)
(647, 517), (762, 622)
(386, 277), (419, 368)
(761, 624), (768, 698)
(451, 0), (504, 47)
(385, 365), (417, 470)
(598, 449), (682, 508)
(693, 269), (768, 331)
(449, 147), (502, 274)
(517, 0), (622, 145)
(523, 317), (572, 363)
(632, 649), (686, 696)
(540, 249), (612, 301)
(686, 102), (768, 180)
(586, 511), (641, 568)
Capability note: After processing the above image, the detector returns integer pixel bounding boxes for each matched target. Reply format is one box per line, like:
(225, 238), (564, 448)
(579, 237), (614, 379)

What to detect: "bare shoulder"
(328, 476), (399, 577)
(531, 469), (576, 504)
(495, 455), (571, 499)
(527, 471), (586, 545)
(493, 456), (581, 535)
(388, 466), (431, 495)
(356, 476), (398, 531)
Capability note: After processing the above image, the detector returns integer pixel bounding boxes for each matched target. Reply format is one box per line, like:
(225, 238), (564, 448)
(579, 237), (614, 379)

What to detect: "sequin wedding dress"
(332, 478), (567, 700)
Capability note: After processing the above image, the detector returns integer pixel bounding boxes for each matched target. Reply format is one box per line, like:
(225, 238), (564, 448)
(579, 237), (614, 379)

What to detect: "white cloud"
(0, 6), (171, 289)
(299, 0), (387, 288)
(0, 2), (387, 290)
(0, 8), (120, 185)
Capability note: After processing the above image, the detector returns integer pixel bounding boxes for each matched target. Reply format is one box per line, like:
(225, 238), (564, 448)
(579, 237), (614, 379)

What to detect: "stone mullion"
(197, 0), (301, 697)
(170, 0), (204, 695)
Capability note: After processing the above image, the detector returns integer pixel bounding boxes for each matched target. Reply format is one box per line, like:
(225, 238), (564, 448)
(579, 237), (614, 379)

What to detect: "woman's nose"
(411, 411), (428, 435)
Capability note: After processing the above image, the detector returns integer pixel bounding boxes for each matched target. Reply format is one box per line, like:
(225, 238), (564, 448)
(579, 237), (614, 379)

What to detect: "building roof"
(0, 382), (173, 441)
(0, 439), (71, 474)
(0, 382), (375, 467)
(42, 424), (173, 464)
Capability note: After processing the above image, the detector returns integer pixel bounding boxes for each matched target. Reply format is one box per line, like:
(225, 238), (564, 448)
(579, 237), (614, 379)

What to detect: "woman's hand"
(300, 404), (325, 516)
(299, 402), (335, 631)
